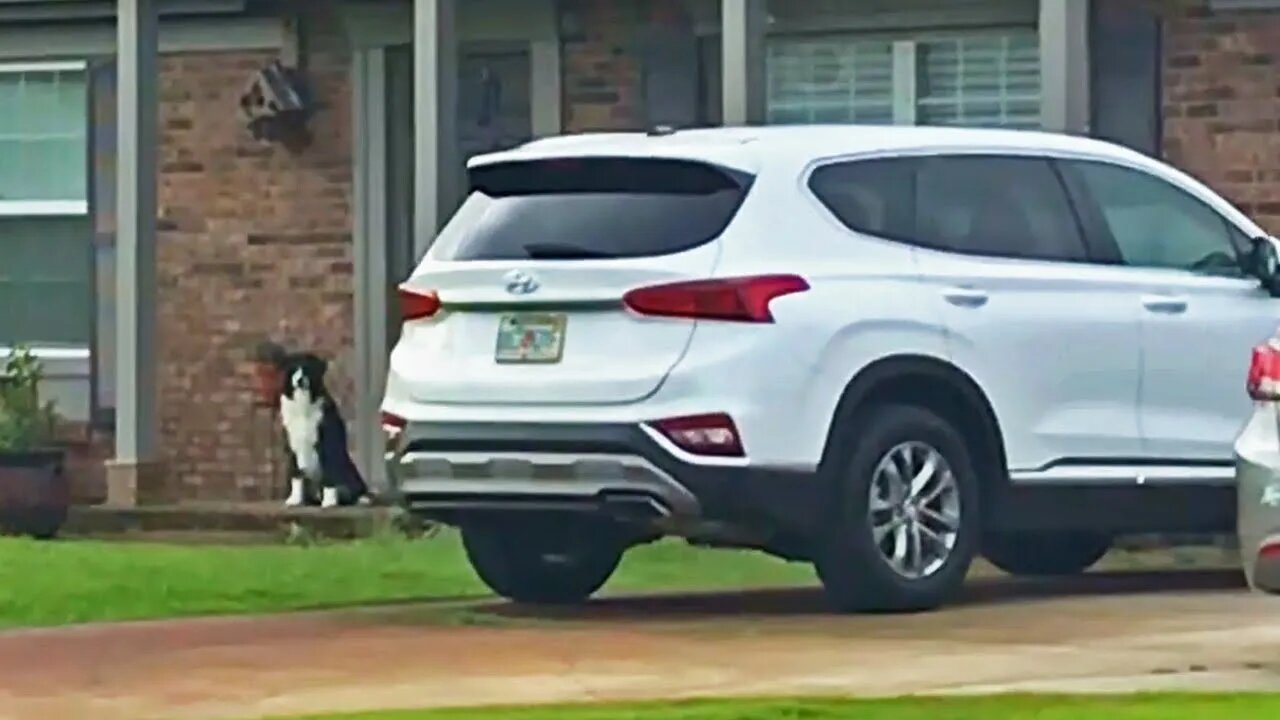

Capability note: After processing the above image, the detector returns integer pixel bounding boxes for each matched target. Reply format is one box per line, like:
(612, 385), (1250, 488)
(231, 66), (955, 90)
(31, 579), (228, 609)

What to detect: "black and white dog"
(276, 352), (369, 508)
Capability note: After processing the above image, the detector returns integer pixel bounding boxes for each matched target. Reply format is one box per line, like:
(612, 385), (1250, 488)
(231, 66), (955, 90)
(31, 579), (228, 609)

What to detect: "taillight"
(651, 413), (744, 457)
(1247, 340), (1280, 401)
(399, 287), (441, 321)
(1259, 539), (1280, 561)
(623, 274), (808, 323)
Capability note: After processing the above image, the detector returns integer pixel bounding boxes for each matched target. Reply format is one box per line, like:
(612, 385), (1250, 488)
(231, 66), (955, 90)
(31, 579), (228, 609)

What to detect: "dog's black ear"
(302, 353), (328, 379)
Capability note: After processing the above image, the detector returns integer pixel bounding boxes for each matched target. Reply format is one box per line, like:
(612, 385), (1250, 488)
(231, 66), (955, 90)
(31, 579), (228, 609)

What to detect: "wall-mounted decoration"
(238, 59), (314, 154)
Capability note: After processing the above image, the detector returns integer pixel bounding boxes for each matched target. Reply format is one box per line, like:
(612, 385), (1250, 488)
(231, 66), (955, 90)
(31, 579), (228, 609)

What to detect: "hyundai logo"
(504, 270), (540, 296)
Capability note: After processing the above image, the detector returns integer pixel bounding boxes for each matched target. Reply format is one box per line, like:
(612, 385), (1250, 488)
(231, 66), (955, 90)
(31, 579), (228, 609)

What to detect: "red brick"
(153, 12), (353, 502)
(1164, 8), (1280, 234)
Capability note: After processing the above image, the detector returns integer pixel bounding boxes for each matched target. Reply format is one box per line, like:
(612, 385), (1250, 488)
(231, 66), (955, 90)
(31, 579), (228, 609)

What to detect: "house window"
(767, 37), (895, 124)
(765, 28), (1041, 129)
(915, 32), (1041, 128)
(0, 62), (91, 348)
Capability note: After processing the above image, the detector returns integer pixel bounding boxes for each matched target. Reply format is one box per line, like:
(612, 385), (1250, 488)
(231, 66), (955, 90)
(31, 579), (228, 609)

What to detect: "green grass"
(275, 695), (1280, 720)
(0, 531), (814, 628)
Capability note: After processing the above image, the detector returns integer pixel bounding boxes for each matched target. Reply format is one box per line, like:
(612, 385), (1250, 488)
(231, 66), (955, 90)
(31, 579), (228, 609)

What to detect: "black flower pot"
(0, 449), (69, 539)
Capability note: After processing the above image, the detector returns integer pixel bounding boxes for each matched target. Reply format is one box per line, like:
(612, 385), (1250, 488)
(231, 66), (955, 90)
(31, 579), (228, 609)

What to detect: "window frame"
(0, 58), (92, 355)
(0, 59), (90, 216)
(804, 151), (1096, 264)
(765, 25), (1042, 128)
(1055, 156), (1255, 277)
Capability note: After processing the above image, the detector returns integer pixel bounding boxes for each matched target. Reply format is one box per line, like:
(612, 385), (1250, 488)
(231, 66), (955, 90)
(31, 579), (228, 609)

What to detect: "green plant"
(0, 346), (59, 451)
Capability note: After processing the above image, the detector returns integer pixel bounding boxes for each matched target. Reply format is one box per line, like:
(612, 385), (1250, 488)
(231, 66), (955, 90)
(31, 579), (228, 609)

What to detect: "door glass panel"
(915, 155), (1088, 261)
(1065, 160), (1245, 277)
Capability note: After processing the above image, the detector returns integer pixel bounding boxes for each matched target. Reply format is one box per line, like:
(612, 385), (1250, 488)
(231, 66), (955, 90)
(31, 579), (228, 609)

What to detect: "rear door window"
(913, 155), (1090, 262)
(432, 157), (753, 261)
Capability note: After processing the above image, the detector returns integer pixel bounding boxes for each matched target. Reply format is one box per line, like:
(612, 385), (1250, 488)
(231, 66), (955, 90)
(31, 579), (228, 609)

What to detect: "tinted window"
(1064, 160), (1245, 276)
(808, 159), (913, 238)
(914, 155), (1088, 262)
(432, 158), (752, 261)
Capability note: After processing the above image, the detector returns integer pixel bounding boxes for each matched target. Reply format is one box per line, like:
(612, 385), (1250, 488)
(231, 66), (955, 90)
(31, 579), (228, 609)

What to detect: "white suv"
(382, 125), (1280, 613)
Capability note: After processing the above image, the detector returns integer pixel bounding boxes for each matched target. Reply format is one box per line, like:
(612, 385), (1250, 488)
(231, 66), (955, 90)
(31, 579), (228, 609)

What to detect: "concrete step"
(65, 501), (415, 540)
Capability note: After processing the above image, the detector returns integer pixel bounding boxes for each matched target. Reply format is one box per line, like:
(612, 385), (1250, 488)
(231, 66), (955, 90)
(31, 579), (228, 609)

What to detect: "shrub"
(0, 347), (59, 451)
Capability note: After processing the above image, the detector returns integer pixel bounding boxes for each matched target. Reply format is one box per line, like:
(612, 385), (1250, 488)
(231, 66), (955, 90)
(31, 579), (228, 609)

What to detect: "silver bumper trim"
(388, 451), (702, 518)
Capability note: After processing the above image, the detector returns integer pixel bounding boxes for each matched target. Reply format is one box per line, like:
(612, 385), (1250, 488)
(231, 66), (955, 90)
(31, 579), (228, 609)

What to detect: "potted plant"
(0, 346), (68, 539)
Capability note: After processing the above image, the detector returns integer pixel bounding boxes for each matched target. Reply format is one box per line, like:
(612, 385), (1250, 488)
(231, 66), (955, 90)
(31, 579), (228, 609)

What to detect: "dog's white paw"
(284, 479), (306, 508)
(320, 486), (339, 509)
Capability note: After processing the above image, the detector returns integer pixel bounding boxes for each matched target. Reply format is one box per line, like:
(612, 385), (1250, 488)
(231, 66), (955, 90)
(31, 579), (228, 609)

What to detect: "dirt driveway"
(2, 570), (1280, 720)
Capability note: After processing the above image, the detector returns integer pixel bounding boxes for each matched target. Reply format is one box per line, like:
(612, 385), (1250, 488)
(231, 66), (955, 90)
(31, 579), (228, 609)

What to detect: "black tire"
(462, 517), (623, 605)
(982, 531), (1111, 577)
(815, 403), (982, 613)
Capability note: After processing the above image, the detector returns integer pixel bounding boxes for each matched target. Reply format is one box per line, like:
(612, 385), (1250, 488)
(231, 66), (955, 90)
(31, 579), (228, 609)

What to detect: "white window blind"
(764, 28), (1040, 130)
(916, 30), (1041, 129)
(0, 64), (88, 209)
(766, 38), (894, 125)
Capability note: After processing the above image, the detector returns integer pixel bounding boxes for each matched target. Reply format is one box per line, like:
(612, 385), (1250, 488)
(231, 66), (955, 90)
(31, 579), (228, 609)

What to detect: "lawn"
(0, 531), (815, 628)
(277, 695), (1280, 720)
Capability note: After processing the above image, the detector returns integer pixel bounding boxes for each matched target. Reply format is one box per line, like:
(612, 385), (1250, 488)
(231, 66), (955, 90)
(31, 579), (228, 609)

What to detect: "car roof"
(468, 124), (1150, 174)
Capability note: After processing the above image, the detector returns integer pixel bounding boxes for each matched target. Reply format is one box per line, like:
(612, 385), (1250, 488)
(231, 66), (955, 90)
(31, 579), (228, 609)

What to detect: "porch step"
(65, 501), (413, 540)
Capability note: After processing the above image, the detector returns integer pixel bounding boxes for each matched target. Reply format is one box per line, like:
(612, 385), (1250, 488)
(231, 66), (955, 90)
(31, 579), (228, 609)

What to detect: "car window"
(808, 159), (914, 239)
(914, 155), (1089, 262)
(431, 157), (753, 261)
(1062, 160), (1245, 277)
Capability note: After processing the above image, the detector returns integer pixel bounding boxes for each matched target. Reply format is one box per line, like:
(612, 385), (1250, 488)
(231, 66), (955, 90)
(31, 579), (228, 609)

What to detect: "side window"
(808, 158), (913, 239)
(914, 155), (1089, 262)
(1062, 160), (1245, 277)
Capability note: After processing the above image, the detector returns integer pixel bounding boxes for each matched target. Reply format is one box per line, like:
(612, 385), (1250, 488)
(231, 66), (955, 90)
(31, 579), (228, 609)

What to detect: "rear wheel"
(982, 531), (1111, 576)
(462, 517), (624, 605)
(816, 404), (981, 613)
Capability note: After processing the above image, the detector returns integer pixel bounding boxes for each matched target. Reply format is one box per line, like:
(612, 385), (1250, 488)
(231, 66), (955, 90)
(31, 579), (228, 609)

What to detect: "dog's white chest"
(280, 393), (323, 478)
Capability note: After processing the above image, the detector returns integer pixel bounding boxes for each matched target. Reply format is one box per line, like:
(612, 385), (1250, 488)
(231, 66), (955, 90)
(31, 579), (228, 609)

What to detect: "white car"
(1236, 333), (1280, 594)
(382, 125), (1280, 612)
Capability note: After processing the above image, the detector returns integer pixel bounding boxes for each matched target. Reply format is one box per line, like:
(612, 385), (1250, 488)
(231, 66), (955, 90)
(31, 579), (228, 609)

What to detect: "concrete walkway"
(1, 570), (1278, 720)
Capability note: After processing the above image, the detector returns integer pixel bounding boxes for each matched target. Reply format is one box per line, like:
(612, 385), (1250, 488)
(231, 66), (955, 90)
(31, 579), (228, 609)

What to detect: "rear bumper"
(386, 421), (827, 541)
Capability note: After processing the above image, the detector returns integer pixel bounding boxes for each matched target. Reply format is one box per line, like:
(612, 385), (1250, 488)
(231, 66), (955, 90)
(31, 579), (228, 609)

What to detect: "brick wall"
(153, 11), (354, 502)
(1163, 5), (1280, 233)
(559, 0), (695, 131)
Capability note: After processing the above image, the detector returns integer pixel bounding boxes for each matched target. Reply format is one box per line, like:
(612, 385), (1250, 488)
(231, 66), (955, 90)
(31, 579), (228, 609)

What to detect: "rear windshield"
(430, 157), (753, 261)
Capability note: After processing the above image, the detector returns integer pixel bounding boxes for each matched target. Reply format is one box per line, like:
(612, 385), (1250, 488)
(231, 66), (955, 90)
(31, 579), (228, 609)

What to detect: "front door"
(458, 46), (532, 167)
(1059, 158), (1280, 463)
(383, 43), (534, 354)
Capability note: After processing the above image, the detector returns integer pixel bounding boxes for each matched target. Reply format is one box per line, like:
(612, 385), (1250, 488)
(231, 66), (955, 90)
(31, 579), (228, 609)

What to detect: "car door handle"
(942, 287), (989, 308)
(1140, 295), (1188, 314)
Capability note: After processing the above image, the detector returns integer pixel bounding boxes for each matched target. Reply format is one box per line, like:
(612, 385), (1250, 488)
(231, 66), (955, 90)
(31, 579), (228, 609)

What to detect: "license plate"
(495, 313), (567, 364)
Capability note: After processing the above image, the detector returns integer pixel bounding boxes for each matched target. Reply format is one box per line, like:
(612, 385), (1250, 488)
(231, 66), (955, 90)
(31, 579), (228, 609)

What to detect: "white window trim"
(0, 346), (90, 361)
(0, 200), (89, 216)
(891, 41), (917, 125)
(0, 60), (87, 74)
